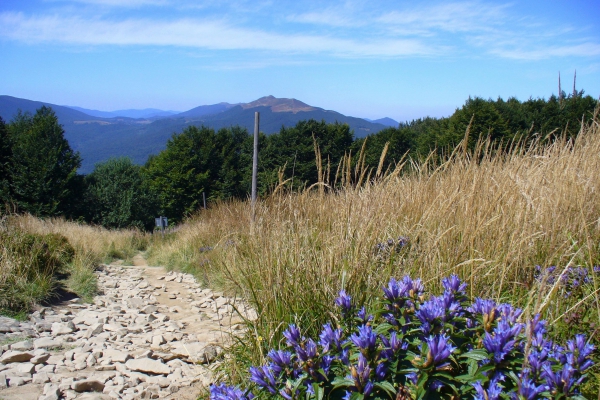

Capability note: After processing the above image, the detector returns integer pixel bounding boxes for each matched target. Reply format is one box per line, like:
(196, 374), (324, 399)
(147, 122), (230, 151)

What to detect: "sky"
(1, 0), (599, 122)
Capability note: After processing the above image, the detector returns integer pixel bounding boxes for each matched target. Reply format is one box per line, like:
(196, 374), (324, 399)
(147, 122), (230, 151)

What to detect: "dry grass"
(6, 214), (150, 263)
(1, 214), (150, 307)
(148, 114), (600, 378)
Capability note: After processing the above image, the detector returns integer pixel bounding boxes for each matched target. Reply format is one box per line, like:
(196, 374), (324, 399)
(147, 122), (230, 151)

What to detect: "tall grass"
(0, 214), (150, 311)
(148, 113), (600, 384)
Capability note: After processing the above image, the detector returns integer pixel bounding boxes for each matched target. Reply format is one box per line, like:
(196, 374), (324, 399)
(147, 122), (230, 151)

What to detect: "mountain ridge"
(0, 95), (393, 173)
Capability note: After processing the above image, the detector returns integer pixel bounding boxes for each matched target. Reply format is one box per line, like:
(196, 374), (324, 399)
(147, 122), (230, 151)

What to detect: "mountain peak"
(241, 96), (317, 113)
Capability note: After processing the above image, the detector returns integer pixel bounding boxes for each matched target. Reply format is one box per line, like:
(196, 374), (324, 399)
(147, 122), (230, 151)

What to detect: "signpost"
(251, 111), (259, 225)
(155, 216), (168, 237)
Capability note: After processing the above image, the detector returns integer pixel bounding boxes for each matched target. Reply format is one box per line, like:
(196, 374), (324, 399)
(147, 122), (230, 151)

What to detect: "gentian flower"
(319, 323), (343, 353)
(335, 290), (353, 316)
(350, 325), (378, 355)
(249, 365), (278, 395)
(210, 383), (254, 400)
(424, 334), (455, 368)
(283, 324), (302, 348)
(483, 320), (523, 363)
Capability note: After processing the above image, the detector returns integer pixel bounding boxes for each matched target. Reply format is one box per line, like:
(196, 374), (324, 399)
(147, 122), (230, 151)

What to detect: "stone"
(0, 350), (34, 364)
(52, 322), (75, 335)
(103, 349), (132, 363)
(33, 371), (51, 384)
(141, 305), (158, 314)
(10, 340), (34, 351)
(125, 358), (170, 375)
(86, 323), (104, 338)
(31, 352), (51, 364)
(72, 379), (106, 392)
(34, 337), (61, 349)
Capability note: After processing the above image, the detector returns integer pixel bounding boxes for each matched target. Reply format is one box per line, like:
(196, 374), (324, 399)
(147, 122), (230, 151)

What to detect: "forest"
(0, 90), (597, 229)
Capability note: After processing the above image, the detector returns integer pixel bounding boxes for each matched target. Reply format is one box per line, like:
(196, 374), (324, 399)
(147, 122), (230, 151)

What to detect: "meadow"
(145, 112), (600, 395)
(1, 110), (599, 397)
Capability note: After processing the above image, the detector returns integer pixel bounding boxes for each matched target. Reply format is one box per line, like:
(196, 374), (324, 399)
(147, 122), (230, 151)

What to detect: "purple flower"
(416, 296), (445, 334)
(469, 298), (497, 316)
(566, 334), (595, 371)
(542, 364), (581, 396)
(210, 383), (254, 400)
(249, 365), (278, 395)
(350, 325), (378, 355)
(483, 320), (523, 363)
(382, 277), (407, 303)
(296, 338), (318, 362)
(319, 324), (343, 353)
(350, 353), (372, 394)
(425, 334), (455, 368)
(496, 303), (522, 324)
(375, 362), (387, 380)
(513, 373), (546, 400)
(335, 290), (353, 316)
(357, 307), (373, 324)
(283, 324), (302, 348)
(442, 274), (467, 295)
(267, 350), (294, 376)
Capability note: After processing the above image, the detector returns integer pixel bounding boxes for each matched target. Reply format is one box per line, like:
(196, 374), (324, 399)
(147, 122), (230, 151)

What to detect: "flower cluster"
(534, 265), (599, 298)
(375, 236), (409, 259)
(211, 274), (595, 399)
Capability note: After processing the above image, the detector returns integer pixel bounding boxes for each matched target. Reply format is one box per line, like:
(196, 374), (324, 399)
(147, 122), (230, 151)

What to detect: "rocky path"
(0, 258), (255, 400)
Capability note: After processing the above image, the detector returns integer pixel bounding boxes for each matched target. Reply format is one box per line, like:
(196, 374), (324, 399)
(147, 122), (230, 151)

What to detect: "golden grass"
(1, 215), (150, 306)
(148, 115), (600, 369)
(5, 214), (149, 262)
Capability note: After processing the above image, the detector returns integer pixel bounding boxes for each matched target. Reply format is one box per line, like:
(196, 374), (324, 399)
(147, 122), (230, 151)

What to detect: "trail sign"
(155, 216), (168, 236)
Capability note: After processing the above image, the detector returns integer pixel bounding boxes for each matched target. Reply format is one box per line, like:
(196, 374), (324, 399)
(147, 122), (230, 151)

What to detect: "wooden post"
(203, 192), (206, 210)
(252, 112), (259, 223)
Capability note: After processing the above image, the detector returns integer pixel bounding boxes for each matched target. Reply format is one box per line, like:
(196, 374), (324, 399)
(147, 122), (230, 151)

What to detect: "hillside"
(0, 95), (388, 173)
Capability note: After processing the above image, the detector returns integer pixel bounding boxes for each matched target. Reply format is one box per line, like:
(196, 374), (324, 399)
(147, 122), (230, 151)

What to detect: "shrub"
(211, 275), (595, 399)
(0, 229), (74, 314)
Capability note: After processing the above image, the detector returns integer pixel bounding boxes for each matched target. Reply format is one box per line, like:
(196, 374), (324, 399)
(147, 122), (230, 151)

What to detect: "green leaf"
(374, 381), (396, 397)
(312, 383), (325, 400)
(460, 349), (489, 361)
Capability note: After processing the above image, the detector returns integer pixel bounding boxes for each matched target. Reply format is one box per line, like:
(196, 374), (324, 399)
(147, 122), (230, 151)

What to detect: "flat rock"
(103, 349), (131, 363)
(10, 340), (34, 351)
(34, 337), (61, 349)
(72, 379), (105, 392)
(0, 350), (34, 364)
(125, 358), (170, 375)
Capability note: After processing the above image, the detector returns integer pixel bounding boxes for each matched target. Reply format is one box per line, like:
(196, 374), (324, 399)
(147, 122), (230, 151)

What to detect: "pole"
(203, 192), (206, 210)
(252, 112), (259, 223)
(161, 216), (164, 237)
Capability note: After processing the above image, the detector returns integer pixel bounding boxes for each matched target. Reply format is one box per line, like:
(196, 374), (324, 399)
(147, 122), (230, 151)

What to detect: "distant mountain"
(67, 106), (180, 119)
(364, 117), (398, 127)
(0, 95), (388, 174)
(0, 95), (100, 123)
(177, 102), (237, 118)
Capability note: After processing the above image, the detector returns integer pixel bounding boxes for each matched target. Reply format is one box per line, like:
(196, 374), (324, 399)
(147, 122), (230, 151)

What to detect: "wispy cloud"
(1, 0), (599, 63)
(0, 12), (437, 58)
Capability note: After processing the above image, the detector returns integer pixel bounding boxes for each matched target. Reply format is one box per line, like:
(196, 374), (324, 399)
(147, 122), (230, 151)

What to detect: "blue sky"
(1, 0), (599, 122)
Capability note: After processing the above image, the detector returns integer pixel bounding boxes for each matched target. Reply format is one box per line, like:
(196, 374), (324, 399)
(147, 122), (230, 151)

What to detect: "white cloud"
(0, 12), (437, 57)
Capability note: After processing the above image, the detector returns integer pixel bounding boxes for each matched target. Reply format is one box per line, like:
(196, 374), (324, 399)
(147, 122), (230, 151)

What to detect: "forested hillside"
(0, 91), (596, 228)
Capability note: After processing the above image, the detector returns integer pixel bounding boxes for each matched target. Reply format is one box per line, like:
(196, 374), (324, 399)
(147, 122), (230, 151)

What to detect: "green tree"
(7, 107), (81, 216)
(84, 157), (158, 230)
(0, 117), (11, 206)
(144, 126), (217, 222)
(260, 120), (354, 190)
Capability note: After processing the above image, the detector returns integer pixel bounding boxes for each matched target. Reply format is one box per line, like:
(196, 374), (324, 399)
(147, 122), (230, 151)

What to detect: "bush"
(0, 229), (74, 314)
(212, 275), (595, 399)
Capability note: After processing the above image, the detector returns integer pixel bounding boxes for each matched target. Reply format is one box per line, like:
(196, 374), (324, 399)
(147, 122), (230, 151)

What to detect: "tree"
(84, 157), (158, 230)
(7, 107), (81, 216)
(0, 117), (11, 207)
(144, 126), (217, 223)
